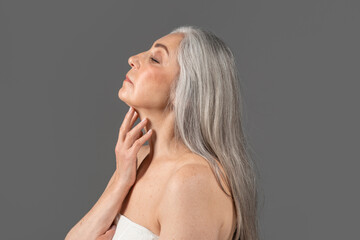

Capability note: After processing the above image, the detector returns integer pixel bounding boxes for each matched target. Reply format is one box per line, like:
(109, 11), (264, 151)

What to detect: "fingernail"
(128, 106), (132, 112)
(141, 118), (147, 122)
(148, 129), (152, 133)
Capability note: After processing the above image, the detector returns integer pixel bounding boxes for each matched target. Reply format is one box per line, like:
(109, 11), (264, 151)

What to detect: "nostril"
(130, 61), (138, 70)
(128, 57), (134, 67)
(129, 59), (135, 68)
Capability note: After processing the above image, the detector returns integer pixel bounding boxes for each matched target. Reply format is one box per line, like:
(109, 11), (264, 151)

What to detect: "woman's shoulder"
(174, 153), (232, 195)
(157, 153), (235, 238)
(167, 152), (233, 207)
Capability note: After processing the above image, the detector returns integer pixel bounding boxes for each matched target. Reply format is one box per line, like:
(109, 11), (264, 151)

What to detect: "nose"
(128, 55), (139, 70)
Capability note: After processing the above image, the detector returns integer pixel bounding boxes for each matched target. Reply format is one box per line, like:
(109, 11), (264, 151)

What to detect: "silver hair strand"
(167, 25), (260, 240)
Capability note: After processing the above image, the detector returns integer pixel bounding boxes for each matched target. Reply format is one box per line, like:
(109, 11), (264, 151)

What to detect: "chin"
(118, 90), (133, 106)
(118, 88), (126, 101)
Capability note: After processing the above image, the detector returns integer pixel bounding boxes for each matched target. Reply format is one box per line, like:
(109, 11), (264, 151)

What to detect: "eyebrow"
(153, 42), (169, 56)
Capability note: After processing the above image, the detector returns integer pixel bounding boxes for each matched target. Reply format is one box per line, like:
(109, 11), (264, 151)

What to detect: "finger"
(124, 118), (148, 148)
(129, 110), (138, 128)
(106, 224), (117, 234)
(101, 225), (116, 239)
(134, 130), (144, 146)
(119, 106), (136, 142)
(137, 129), (144, 139)
(130, 129), (153, 154)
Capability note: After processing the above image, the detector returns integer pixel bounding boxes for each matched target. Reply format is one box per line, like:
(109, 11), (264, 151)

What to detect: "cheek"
(134, 72), (172, 105)
(139, 70), (170, 91)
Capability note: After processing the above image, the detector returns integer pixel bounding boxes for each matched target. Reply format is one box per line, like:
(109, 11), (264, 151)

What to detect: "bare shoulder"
(168, 159), (215, 196)
(173, 153), (232, 196)
(156, 154), (234, 239)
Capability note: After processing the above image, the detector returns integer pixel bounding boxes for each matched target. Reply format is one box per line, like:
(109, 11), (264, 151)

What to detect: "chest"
(118, 163), (172, 236)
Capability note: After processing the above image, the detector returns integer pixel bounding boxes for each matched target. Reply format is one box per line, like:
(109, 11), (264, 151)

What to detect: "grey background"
(0, 0), (359, 239)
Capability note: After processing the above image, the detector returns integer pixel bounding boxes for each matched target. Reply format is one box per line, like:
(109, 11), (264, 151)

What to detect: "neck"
(134, 107), (190, 162)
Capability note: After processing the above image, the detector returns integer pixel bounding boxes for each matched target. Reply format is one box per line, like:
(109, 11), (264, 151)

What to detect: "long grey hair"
(165, 25), (260, 240)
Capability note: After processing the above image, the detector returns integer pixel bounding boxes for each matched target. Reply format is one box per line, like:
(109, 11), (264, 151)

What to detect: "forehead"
(152, 33), (184, 55)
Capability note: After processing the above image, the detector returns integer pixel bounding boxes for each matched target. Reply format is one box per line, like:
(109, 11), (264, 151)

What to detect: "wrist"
(108, 176), (132, 195)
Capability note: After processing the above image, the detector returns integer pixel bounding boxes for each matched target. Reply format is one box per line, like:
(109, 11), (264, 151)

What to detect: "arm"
(65, 176), (131, 240)
(157, 164), (222, 240)
(104, 170), (118, 192)
(65, 107), (153, 240)
(65, 145), (149, 240)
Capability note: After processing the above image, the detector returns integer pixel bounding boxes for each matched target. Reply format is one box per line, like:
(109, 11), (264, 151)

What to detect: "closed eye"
(150, 57), (160, 63)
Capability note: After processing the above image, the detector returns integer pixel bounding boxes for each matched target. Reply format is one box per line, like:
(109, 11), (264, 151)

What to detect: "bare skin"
(65, 106), (154, 240)
(69, 33), (236, 240)
(117, 33), (236, 239)
(117, 145), (236, 240)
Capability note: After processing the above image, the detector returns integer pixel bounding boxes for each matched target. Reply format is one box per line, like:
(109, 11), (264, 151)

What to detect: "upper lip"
(125, 75), (133, 84)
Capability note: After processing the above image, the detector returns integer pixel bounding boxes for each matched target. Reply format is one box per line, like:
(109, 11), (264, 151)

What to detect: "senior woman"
(65, 25), (259, 240)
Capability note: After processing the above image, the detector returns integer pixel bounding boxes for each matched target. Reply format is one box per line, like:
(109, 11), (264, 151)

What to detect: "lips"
(125, 75), (133, 84)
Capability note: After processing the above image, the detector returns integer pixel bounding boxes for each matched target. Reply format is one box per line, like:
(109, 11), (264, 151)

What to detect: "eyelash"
(150, 57), (160, 63)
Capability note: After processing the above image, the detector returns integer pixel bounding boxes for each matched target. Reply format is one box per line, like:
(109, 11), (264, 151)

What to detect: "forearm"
(104, 170), (117, 192)
(65, 175), (130, 240)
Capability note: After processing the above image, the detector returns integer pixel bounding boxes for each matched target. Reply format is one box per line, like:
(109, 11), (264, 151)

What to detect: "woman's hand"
(65, 107), (150, 240)
(114, 106), (153, 189)
(95, 224), (117, 240)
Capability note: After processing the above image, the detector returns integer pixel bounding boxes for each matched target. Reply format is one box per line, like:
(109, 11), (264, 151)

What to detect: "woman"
(65, 25), (259, 240)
